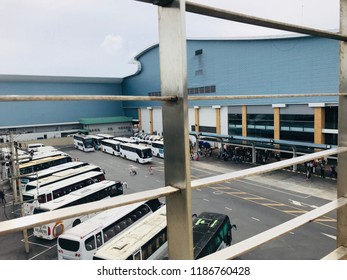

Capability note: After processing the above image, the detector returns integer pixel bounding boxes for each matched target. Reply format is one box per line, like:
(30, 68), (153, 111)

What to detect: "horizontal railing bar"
(0, 95), (177, 102)
(191, 147), (347, 189)
(321, 246), (347, 260)
(0, 93), (345, 102)
(185, 2), (347, 42)
(188, 93), (346, 100)
(136, 0), (347, 42)
(202, 197), (347, 260)
(1, 148), (346, 236)
(0, 186), (178, 236)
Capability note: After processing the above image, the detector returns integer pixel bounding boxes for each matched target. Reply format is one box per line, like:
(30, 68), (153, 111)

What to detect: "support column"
(147, 107), (153, 134)
(158, 0), (193, 259)
(194, 106), (200, 133)
(337, 0), (347, 252)
(314, 107), (325, 145)
(213, 105), (221, 134)
(138, 108), (142, 131)
(273, 107), (280, 141)
(242, 105), (247, 137)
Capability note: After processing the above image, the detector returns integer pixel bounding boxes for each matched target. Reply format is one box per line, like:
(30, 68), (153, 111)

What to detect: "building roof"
(0, 74), (123, 84)
(79, 116), (133, 125)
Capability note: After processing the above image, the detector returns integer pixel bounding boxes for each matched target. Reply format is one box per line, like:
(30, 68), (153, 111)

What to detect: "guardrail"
(1, 0), (347, 260)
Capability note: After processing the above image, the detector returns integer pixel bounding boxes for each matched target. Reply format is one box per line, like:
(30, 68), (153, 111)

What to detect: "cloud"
(100, 34), (125, 55)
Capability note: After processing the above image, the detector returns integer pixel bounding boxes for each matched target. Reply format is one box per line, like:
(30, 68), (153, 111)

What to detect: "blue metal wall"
(0, 80), (123, 126)
(0, 36), (339, 126)
(122, 36), (339, 115)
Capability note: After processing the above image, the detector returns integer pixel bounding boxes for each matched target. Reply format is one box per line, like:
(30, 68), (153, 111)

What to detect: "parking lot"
(0, 144), (338, 260)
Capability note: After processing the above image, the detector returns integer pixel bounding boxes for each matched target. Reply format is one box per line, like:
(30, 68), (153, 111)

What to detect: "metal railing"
(0, 0), (347, 260)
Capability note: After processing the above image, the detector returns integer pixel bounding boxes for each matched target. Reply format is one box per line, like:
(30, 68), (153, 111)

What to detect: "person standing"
(0, 189), (6, 204)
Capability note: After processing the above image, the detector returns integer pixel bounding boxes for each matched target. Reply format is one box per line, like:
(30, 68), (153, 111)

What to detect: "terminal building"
(0, 34), (339, 146)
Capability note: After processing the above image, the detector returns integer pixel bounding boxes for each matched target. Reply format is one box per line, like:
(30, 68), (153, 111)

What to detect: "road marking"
(203, 198), (209, 202)
(251, 217), (260, 222)
(21, 239), (52, 249)
(289, 199), (318, 209)
(315, 217), (336, 222)
(321, 233), (336, 240)
(243, 197), (266, 200)
(29, 244), (57, 260)
(225, 207), (232, 211)
(283, 210), (307, 214)
(238, 178), (310, 199)
(263, 203), (287, 207)
(213, 191), (224, 195)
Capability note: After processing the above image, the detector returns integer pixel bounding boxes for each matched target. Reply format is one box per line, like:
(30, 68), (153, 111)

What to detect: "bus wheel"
(73, 219), (81, 227)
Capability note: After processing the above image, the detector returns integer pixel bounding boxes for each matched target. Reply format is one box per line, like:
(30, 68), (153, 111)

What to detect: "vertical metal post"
(292, 146), (297, 171)
(157, 0), (194, 259)
(337, 0), (347, 250)
(251, 142), (256, 163)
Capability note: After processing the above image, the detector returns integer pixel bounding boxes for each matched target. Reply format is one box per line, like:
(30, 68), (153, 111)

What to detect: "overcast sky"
(0, 0), (340, 78)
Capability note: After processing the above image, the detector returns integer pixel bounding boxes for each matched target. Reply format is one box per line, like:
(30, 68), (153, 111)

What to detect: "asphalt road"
(0, 145), (337, 260)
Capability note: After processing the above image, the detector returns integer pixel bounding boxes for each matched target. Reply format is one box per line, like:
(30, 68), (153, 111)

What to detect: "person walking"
(320, 161), (325, 178)
(0, 189), (6, 204)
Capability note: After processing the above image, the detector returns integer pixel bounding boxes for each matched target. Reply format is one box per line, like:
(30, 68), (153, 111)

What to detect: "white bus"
(113, 137), (137, 144)
(96, 133), (114, 140)
(119, 143), (152, 164)
(73, 134), (95, 152)
(93, 206), (167, 260)
(20, 161), (89, 189)
(100, 139), (121, 156)
(23, 164), (103, 193)
(27, 143), (45, 152)
(89, 135), (104, 150)
(151, 140), (164, 158)
(93, 210), (236, 260)
(19, 155), (72, 176)
(23, 170), (106, 216)
(57, 199), (162, 260)
(33, 180), (124, 240)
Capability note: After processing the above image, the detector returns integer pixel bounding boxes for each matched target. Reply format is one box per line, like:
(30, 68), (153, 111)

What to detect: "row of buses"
(18, 139), (236, 260)
(73, 133), (165, 162)
(19, 147), (124, 240)
(57, 204), (236, 260)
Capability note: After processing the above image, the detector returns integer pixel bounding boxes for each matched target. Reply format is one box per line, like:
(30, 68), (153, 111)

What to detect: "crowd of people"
(189, 140), (338, 180)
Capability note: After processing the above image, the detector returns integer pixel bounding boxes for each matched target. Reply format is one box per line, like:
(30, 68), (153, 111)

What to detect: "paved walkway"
(193, 156), (337, 201)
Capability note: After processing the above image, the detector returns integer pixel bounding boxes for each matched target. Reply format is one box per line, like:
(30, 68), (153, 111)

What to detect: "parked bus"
(101, 139), (121, 156)
(18, 149), (69, 164)
(151, 140), (164, 158)
(20, 161), (89, 189)
(27, 143), (45, 152)
(23, 170), (106, 216)
(96, 134), (114, 140)
(33, 180), (124, 240)
(93, 210), (236, 260)
(57, 199), (162, 260)
(73, 134), (95, 152)
(192, 211), (236, 259)
(23, 164), (103, 193)
(93, 206), (167, 260)
(119, 143), (152, 164)
(89, 135), (104, 150)
(113, 137), (137, 144)
(19, 155), (72, 176)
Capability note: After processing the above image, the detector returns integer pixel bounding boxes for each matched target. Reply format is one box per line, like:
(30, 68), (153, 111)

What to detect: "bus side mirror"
(230, 224), (237, 231)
